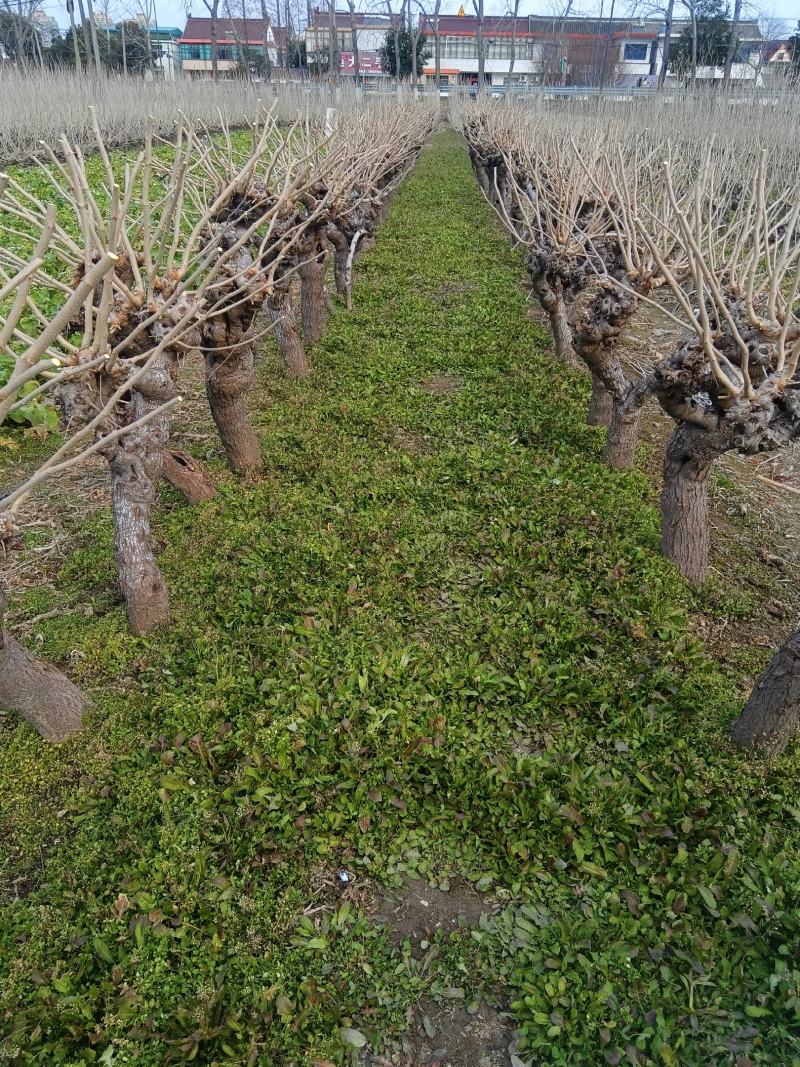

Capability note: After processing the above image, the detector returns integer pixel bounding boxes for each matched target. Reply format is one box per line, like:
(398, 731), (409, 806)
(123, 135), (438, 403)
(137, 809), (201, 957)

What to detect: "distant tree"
(285, 33), (305, 67)
(46, 20), (151, 71)
(308, 40), (330, 75)
(671, 0), (730, 77)
(103, 20), (152, 72)
(47, 27), (78, 65)
(378, 26), (429, 77)
(0, 5), (43, 63)
(0, 11), (33, 60)
(790, 20), (800, 79)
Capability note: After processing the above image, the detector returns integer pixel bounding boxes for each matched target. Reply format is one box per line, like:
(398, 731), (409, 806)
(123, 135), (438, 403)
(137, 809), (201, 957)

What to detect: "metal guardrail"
(357, 81), (796, 104)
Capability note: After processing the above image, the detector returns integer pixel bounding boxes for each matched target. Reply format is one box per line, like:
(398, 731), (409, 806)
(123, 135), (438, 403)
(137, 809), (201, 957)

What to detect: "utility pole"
(260, 0), (273, 79)
(67, 0), (84, 71)
(598, 0), (616, 88)
(328, 0), (338, 88)
(472, 0), (485, 90)
(75, 0), (94, 71)
(84, 0), (103, 73)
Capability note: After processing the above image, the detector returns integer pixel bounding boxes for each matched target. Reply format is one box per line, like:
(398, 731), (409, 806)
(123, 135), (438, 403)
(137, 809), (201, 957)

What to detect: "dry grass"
(0, 70), (363, 164)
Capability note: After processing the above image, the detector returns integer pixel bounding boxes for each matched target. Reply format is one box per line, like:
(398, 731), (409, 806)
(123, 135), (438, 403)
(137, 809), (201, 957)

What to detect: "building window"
(623, 42), (648, 61)
(180, 44), (211, 60)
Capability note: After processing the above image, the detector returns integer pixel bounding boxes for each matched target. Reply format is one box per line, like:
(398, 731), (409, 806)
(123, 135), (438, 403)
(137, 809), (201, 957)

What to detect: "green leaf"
(697, 886), (719, 914)
(580, 861), (608, 879)
(92, 936), (114, 963)
(339, 1027), (367, 1048)
(160, 774), (185, 791)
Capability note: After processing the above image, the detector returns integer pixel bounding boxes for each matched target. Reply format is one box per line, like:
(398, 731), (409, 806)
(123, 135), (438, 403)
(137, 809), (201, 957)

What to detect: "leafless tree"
(506, 0), (522, 89)
(194, 0), (221, 79)
(273, 0), (284, 66)
(722, 0), (743, 82)
(0, 0), (45, 66)
(415, 0), (442, 87)
(472, 0), (485, 88)
(345, 0), (361, 86)
(259, 0), (273, 78)
(658, 0), (676, 86)
(328, 0), (339, 87)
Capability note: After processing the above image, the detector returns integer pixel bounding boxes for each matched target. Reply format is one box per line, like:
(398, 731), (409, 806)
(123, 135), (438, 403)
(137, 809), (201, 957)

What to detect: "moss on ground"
(1, 131), (799, 1066)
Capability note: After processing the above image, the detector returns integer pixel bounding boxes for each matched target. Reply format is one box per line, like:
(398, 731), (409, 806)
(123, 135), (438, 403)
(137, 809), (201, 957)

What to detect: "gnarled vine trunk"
(109, 356), (173, 635)
(532, 275), (579, 369)
(299, 244), (328, 345)
(204, 338), (262, 474)
(326, 225), (349, 299)
(605, 400), (644, 469)
(0, 587), (86, 741)
(587, 373), (612, 426)
(162, 449), (218, 504)
(266, 287), (310, 380)
(574, 282), (643, 457)
(730, 627), (800, 757)
(202, 208), (266, 474)
(661, 421), (728, 585)
(549, 295), (578, 370)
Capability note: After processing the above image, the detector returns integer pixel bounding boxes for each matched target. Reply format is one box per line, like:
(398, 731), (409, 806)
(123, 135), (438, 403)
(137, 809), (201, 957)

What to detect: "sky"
(41, 0), (799, 36)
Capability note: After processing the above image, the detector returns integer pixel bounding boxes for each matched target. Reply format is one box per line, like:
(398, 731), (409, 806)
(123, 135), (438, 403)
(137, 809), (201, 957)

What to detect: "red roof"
(181, 16), (271, 45)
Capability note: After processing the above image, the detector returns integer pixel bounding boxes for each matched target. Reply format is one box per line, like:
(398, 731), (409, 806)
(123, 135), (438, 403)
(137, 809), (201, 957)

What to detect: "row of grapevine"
(458, 98), (800, 757)
(0, 98), (438, 741)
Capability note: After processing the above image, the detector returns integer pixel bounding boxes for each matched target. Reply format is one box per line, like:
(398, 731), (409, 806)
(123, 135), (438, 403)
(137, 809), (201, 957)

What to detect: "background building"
(305, 8), (397, 82)
(419, 12), (764, 89)
(149, 25), (182, 79)
(179, 16), (277, 79)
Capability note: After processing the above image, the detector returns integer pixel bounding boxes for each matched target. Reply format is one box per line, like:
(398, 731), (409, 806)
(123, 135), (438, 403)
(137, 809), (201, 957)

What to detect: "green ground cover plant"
(1, 130), (798, 1066)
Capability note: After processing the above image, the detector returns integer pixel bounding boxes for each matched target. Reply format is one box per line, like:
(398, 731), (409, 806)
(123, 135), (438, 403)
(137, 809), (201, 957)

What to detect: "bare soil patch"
(373, 876), (491, 956)
(401, 999), (516, 1067)
(392, 429), (435, 456)
(420, 374), (460, 395)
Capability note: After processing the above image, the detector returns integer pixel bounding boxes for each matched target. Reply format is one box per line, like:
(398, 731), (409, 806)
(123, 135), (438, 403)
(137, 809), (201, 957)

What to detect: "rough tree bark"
(326, 224), (349, 299)
(722, 0), (742, 84)
(266, 286), (310, 379)
(202, 206), (265, 474)
(469, 147), (492, 199)
(573, 281), (644, 465)
(587, 373), (613, 426)
(550, 299), (580, 369)
(109, 357), (173, 635)
(299, 242), (328, 345)
(658, 0), (674, 88)
(730, 627), (800, 757)
(204, 335), (263, 474)
(162, 450), (218, 504)
(660, 420), (728, 585)
(0, 586), (86, 741)
(532, 276), (580, 369)
(344, 230), (364, 311)
(605, 404), (642, 468)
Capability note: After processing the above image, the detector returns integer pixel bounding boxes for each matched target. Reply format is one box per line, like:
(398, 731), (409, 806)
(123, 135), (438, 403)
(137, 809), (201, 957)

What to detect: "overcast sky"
(42, 0), (799, 36)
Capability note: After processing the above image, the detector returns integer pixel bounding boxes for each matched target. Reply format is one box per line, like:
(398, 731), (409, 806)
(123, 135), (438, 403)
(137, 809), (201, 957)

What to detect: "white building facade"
(419, 13), (763, 88)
